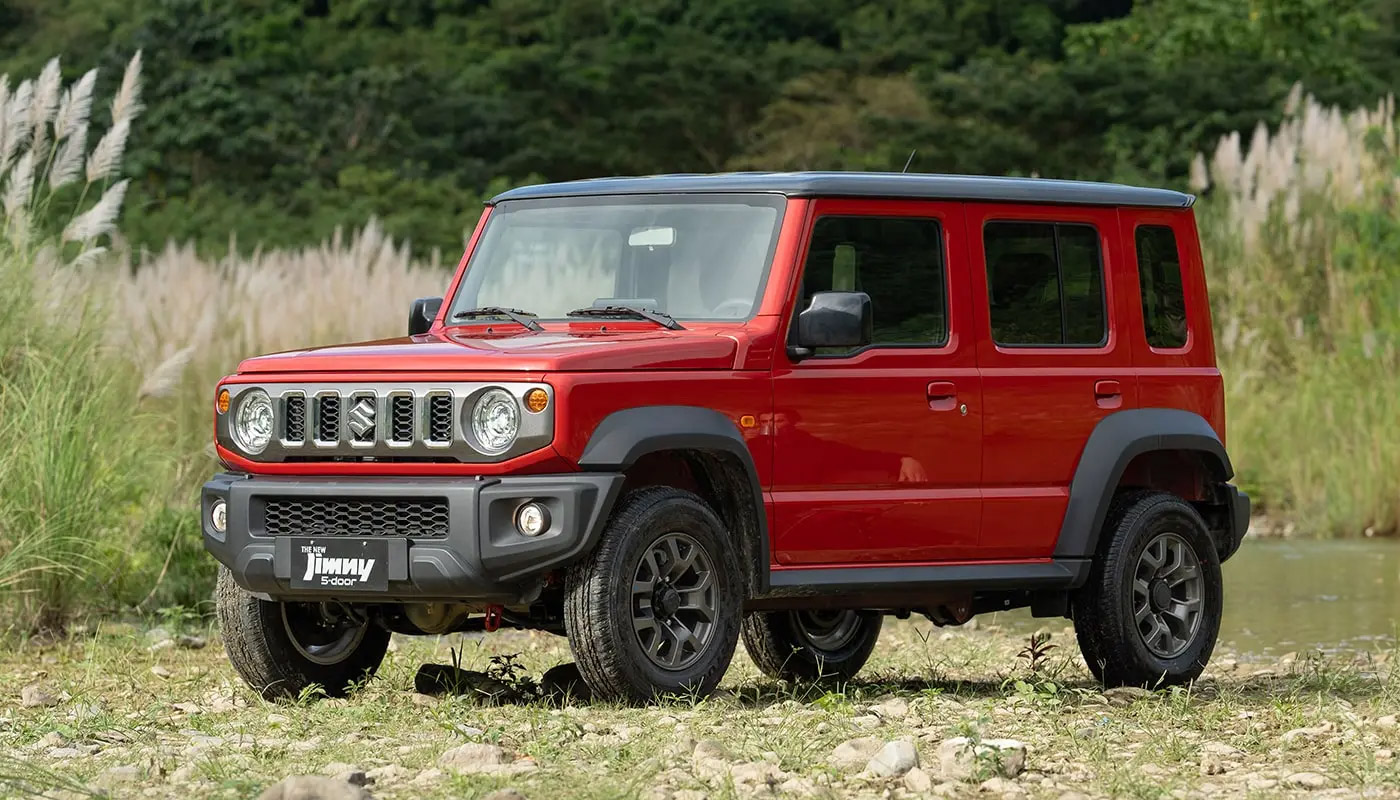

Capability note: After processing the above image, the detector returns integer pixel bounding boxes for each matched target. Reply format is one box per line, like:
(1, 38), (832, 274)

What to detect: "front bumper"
(202, 472), (623, 603)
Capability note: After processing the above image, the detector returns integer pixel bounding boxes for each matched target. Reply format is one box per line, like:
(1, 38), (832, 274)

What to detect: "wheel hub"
(1150, 580), (1172, 611)
(653, 583), (682, 619)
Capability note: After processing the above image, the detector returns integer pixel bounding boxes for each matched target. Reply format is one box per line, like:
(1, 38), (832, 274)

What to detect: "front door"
(770, 199), (982, 566)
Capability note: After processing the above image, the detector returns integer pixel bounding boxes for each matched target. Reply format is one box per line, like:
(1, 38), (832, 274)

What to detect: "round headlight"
(232, 389), (275, 454)
(469, 389), (520, 455)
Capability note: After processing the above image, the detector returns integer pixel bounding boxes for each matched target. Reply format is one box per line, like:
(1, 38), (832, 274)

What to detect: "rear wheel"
(216, 568), (390, 699)
(742, 609), (882, 682)
(564, 487), (742, 703)
(1073, 491), (1222, 687)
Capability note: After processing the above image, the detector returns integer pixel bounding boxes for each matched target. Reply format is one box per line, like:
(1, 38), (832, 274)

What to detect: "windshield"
(450, 195), (785, 322)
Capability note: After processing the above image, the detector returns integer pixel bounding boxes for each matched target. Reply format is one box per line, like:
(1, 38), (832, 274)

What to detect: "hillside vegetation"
(2, 0), (1398, 255)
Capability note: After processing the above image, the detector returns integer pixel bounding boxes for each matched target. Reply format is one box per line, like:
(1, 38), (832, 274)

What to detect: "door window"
(794, 216), (947, 354)
(983, 221), (1106, 346)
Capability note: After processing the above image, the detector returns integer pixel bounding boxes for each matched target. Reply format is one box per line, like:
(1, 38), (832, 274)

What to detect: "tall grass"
(1194, 86), (1400, 535)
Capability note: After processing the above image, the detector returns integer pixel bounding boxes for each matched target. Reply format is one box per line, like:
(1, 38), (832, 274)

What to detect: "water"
(995, 539), (1400, 657)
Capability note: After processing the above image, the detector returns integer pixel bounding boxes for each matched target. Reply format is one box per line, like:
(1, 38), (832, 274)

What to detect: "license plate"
(290, 538), (389, 591)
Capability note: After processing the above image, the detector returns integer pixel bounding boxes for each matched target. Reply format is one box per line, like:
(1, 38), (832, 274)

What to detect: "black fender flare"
(578, 405), (770, 595)
(1054, 408), (1233, 561)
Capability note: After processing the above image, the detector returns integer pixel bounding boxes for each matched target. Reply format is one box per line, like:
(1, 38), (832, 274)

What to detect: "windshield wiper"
(567, 305), (684, 330)
(450, 306), (544, 332)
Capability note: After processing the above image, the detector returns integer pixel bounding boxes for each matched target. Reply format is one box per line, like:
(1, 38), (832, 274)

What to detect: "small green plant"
(487, 652), (540, 700)
(1016, 631), (1057, 675)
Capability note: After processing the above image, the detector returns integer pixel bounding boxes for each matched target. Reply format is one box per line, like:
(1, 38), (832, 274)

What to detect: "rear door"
(966, 203), (1137, 558)
(770, 198), (983, 566)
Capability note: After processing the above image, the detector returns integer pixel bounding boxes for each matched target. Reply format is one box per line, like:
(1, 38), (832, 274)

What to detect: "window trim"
(982, 219), (1109, 350)
(787, 213), (953, 360)
(1133, 222), (1192, 353)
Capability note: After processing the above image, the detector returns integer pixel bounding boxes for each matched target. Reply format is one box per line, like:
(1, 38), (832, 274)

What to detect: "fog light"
(515, 502), (550, 537)
(210, 500), (228, 533)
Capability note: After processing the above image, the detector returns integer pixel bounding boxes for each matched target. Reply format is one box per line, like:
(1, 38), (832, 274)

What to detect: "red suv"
(204, 173), (1249, 702)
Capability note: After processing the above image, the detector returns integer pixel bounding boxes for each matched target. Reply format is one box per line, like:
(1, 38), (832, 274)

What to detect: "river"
(993, 538), (1399, 657)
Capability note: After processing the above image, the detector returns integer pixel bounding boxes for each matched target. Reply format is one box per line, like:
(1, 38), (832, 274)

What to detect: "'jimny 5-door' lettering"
(203, 172), (1249, 703)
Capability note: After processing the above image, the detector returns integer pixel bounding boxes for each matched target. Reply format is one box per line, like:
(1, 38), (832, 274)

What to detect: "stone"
(20, 684), (59, 708)
(540, 662), (593, 703)
(1377, 715), (1398, 728)
(1103, 686), (1154, 706)
(1284, 772), (1329, 789)
(321, 763), (359, 777)
(936, 737), (1026, 780)
(256, 776), (374, 800)
(437, 743), (536, 775)
(1281, 723), (1332, 742)
(332, 770), (368, 787)
(1057, 793), (1092, 800)
(414, 664), (513, 704)
(145, 627), (171, 642)
(903, 766), (935, 792)
(364, 765), (413, 784)
(829, 736), (884, 773)
(872, 697), (910, 719)
(980, 776), (1025, 796)
(39, 732), (65, 747)
(409, 769), (443, 786)
(148, 639), (175, 652)
(47, 747), (82, 758)
(176, 634), (208, 649)
(692, 739), (734, 779)
(483, 791), (528, 800)
(866, 739), (919, 777)
(150, 665), (173, 679)
(97, 766), (141, 787)
(727, 761), (787, 789)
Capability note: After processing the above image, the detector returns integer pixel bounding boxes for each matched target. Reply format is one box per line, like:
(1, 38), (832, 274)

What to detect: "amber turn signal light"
(524, 388), (549, 413)
(216, 389), (230, 414)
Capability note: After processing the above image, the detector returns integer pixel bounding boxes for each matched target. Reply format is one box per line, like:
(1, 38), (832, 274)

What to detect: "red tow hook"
(483, 605), (504, 632)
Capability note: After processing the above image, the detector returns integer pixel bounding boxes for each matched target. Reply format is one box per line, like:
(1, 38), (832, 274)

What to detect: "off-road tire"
(564, 487), (743, 703)
(742, 610), (882, 682)
(216, 568), (390, 700)
(1073, 491), (1223, 688)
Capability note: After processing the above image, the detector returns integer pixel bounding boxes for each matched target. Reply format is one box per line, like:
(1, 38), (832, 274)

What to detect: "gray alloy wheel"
(630, 531), (719, 671)
(1132, 531), (1205, 658)
(280, 602), (372, 666)
(741, 608), (883, 683)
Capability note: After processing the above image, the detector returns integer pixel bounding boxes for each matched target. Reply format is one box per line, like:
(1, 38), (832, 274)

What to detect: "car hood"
(236, 327), (742, 374)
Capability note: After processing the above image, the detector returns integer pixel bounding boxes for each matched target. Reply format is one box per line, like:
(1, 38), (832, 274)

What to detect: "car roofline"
(488, 171), (1194, 209)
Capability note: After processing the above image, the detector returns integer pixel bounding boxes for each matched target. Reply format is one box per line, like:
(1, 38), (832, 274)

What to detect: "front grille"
(262, 497), (449, 538)
(284, 395), (306, 442)
(316, 395), (340, 442)
(390, 395), (414, 443)
(427, 394), (453, 443)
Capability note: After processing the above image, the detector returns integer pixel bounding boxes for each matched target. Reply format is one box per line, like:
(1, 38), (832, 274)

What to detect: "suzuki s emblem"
(347, 397), (376, 438)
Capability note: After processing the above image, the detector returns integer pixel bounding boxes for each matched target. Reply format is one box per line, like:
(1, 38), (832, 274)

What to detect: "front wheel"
(564, 487), (743, 703)
(1072, 491), (1223, 688)
(742, 609), (882, 682)
(216, 568), (390, 699)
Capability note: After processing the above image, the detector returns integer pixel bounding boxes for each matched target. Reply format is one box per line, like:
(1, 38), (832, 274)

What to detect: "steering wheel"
(711, 298), (753, 318)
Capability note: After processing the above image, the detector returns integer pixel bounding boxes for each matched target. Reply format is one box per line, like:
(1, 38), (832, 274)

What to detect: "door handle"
(1094, 380), (1123, 409)
(927, 381), (958, 412)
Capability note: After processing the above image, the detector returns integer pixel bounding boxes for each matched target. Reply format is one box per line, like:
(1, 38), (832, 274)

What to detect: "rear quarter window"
(1135, 225), (1188, 349)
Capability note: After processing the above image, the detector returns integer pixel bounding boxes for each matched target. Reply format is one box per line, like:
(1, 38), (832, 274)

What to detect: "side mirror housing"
(791, 291), (872, 358)
(409, 297), (443, 336)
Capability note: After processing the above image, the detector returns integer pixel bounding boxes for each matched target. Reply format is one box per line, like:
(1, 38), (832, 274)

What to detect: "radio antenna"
(901, 149), (918, 173)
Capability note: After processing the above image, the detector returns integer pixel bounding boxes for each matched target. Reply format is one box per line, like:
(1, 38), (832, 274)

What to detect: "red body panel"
(216, 193), (1223, 572)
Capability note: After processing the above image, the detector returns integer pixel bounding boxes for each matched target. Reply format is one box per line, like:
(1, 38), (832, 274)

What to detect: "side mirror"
(409, 297), (443, 336)
(790, 291), (872, 359)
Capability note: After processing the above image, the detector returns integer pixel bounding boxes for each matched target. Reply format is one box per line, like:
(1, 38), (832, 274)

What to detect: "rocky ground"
(3, 618), (1398, 799)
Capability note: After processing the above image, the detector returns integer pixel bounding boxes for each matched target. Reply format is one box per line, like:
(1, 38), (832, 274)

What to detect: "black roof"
(490, 172), (1194, 209)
